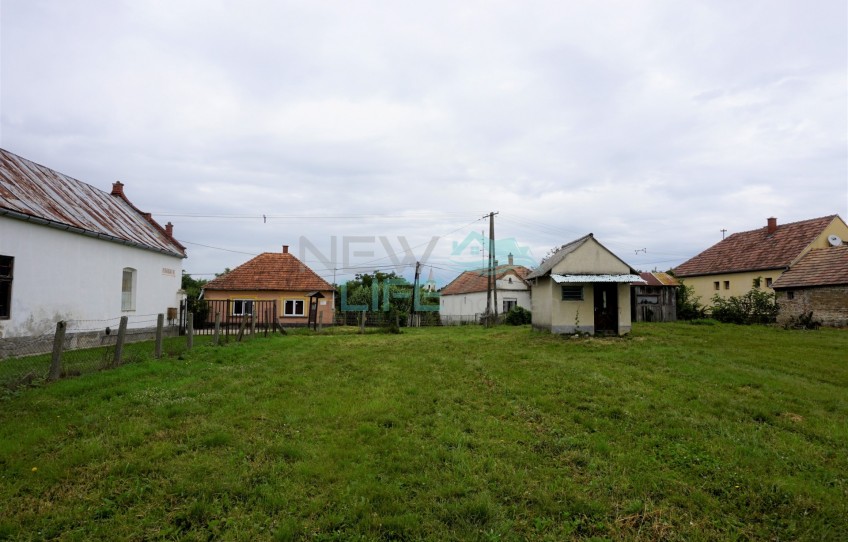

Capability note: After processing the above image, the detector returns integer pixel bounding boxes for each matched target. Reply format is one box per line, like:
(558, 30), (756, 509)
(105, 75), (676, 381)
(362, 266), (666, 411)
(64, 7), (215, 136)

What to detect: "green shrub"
(676, 282), (707, 320)
(504, 306), (532, 325)
(710, 287), (778, 325)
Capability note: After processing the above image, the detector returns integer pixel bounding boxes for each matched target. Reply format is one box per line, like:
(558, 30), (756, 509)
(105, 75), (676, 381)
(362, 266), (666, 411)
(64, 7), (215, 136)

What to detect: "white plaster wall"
(0, 217), (184, 338)
(440, 291), (488, 321)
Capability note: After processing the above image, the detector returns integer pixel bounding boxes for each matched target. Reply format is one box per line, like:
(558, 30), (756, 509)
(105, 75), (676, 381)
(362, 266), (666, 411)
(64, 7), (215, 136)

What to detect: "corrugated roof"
(673, 216), (838, 277)
(440, 265), (532, 295)
(772, 245), (848, 289)
(636, 271), (680, 287)
(0, 148), (185, 258)
(203, 251), (333, 292)
(552, 274), (644, 283)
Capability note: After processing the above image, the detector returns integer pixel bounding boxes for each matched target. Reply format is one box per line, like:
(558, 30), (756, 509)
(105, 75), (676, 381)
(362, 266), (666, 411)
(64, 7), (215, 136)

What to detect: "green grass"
(0, 323), (846, 540)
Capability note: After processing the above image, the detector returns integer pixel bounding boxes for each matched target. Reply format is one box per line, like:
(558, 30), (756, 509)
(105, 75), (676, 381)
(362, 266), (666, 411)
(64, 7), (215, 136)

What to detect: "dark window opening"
(561, 285), (583, 301)
(0, 255), (13, 319)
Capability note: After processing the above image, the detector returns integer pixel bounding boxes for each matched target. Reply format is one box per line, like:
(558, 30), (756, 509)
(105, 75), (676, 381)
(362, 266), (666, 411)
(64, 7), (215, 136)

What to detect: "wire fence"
(0, 311), (271, 393)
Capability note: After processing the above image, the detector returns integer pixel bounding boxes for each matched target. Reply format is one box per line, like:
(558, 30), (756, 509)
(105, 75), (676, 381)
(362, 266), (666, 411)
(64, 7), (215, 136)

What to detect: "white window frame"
(503, 298), (517, 312)
(121, 267), (137, 311)
(232, 299), (254, 316)
(283, 299), (305, 317)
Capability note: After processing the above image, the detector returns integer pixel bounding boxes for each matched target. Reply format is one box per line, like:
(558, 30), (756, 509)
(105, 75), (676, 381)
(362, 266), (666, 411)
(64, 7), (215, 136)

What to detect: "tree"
(181, 272), (209, 321)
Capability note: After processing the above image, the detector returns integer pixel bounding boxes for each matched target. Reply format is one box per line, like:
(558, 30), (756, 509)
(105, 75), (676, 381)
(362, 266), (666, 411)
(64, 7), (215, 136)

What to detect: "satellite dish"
(827, 234), (843, 247)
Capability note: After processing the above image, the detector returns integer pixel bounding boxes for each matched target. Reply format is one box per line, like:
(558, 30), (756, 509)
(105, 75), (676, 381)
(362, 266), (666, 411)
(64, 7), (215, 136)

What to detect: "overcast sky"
(2, 0), (846, 285)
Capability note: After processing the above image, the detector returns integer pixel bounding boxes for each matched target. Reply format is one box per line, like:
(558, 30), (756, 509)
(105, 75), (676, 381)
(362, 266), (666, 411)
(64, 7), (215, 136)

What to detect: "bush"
(504, 306), (532, 326)
(676, 282), (707, 320)
(710, 287), (778, 325)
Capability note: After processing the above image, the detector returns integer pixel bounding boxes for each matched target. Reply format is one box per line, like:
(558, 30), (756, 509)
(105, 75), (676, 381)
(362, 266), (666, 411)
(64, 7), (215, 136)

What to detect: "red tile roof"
(0, 148), (185, 258)
(674, 216), (838, 277)
(440, 265), (531, 295)
(203, 251), (333, 292)
(772, 245), (848, 289)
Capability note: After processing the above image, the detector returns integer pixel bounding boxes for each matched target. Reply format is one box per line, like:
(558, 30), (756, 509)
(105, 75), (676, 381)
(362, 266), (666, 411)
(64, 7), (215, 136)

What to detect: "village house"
(771, 244), (848, 327)
(631, 271), (679, 322)
(0, 148), (186, 341)
(201, 245), (335, 328)
(527, 234), (643, 336)
(439, 253), (532, 324)
(673, 215), (848, 303)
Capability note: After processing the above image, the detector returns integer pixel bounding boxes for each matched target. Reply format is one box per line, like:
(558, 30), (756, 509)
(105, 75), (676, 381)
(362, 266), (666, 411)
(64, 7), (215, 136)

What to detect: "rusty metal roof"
(0, 148), (185, 258)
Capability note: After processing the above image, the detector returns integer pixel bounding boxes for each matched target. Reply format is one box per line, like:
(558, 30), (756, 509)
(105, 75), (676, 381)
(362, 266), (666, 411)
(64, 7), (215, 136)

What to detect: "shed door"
(593, 283), (618, 333)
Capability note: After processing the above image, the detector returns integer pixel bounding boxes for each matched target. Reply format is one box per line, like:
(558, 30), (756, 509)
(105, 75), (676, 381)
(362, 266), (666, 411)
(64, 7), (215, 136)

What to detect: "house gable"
(550, 237), (632, 276)
(440, 265), (531, 296)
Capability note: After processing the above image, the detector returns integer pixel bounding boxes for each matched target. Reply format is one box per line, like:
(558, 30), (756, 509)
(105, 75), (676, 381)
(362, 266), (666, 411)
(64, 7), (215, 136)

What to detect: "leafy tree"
(181, 273), (209, 321)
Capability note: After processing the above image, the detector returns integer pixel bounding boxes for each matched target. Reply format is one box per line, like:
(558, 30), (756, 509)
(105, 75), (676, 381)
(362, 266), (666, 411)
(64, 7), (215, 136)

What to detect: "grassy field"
(0, 323), (845, 541)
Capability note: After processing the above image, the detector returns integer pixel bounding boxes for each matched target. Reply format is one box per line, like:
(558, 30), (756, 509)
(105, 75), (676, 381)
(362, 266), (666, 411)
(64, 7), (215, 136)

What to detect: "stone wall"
(776, 285), (848, 327)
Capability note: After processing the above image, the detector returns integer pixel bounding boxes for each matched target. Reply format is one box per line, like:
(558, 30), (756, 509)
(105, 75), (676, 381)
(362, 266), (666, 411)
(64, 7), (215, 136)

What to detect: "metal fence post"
(49, 321), (66, 381)
(213, 312), (221, 345)
(360, 311), (366, 333)
(155, 313), (164, 359)
(187, 312), (194, 350)
(113, 316), (128, 366)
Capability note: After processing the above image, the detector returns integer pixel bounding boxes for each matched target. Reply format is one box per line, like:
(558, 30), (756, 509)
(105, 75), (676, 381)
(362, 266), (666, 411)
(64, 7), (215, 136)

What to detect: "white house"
(527, 234), (643, 336)
(0, 148), (186, 341)
(439, 255), (532, 324)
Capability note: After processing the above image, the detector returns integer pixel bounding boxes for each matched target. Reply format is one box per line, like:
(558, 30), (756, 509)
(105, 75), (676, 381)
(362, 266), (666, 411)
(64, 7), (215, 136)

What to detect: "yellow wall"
(203, 289), (335, 325)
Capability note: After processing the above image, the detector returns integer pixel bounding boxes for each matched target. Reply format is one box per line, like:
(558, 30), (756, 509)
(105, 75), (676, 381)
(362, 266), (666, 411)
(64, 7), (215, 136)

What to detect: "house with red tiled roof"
(439, 254), (532, 324)
(202, 245), (334, 327)
(631, 272), (680, 322)
(0, 148), (186, 341)
(772, 244), (848, 327)
(673, 215), (848, 304)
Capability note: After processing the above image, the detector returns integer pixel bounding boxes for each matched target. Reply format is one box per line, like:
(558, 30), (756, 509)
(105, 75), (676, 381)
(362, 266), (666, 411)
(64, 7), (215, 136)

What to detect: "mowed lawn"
(0, 324), (846, 541)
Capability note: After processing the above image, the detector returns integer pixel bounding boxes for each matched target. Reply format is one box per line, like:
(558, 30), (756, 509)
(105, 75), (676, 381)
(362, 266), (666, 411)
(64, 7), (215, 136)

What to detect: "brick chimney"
(508, 252), (514, 266)
(767, 217), (777, 234)
(165, 222), (174, 237)
(282, 245), (289, 254)
(111, 181), (124, 196)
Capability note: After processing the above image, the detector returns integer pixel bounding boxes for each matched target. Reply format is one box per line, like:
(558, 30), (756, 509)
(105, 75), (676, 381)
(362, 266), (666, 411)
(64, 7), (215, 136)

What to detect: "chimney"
(508, 252), (514, 266)
(165, 222), (173, 237)
(767, 217), (777, 234)
(111, 181), (124, 196)
(282, 245), (289, 254)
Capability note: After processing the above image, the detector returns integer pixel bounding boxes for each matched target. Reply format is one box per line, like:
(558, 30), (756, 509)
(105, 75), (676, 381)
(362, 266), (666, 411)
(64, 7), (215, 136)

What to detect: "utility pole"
(484, 211), (499, 324)
(410, 261), (421, 326)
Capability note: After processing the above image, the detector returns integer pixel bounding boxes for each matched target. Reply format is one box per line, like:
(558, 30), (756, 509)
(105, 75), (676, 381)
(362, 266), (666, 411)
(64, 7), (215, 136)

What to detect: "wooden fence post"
(213, 312), (221, 345)
(237, 315), (247, 342)
(250, 314), (256, 336)
(360, 311), (366, 333)
(155, 313), (164, 359)
(113, 316), (128, 366)
(318, 311), (323, 332)
(49, 321), (66, 381)
(187, 312), (194, 350)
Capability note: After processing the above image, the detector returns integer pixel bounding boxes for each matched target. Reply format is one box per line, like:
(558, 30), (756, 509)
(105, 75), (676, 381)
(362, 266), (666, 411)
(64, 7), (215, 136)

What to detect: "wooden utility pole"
(484, 211), (499, 324)
(410, 261), (421, 326)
